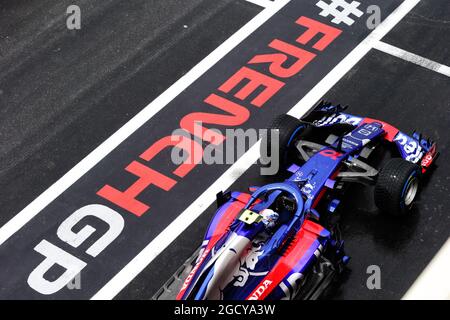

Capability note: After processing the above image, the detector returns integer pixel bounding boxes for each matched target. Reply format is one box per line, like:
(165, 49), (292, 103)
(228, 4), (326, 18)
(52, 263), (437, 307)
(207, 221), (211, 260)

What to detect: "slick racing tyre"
(374, 158), (421, 216)
(260, 114), (312, 174)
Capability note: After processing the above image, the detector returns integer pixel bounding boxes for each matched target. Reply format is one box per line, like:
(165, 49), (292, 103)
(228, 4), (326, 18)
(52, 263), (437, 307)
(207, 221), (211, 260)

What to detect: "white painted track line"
(374, 41), (450, 77)
(245, 0), (276, 9)
(92, 0), (422, 300)
(0, 0), (292, 247)
(403, 238), (450, 300)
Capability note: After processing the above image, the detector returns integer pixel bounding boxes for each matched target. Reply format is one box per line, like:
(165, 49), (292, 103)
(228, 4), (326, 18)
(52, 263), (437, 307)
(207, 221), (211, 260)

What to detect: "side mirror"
(216, 191), (231, 208)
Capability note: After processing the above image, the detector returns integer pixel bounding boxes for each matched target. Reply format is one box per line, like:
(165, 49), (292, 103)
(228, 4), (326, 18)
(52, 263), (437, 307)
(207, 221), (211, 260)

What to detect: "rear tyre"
(374, 158), (421, 216)
(260, 114), (312, 174)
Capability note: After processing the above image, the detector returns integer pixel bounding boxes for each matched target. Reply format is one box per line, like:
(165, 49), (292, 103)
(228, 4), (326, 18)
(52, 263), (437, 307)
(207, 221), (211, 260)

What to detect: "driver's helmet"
(260, 209), (279, 229)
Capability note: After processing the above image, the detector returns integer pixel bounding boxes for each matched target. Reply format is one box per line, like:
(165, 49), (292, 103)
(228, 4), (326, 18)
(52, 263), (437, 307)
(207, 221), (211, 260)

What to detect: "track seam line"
(91, 0), (422, 300)
(373, 40), (450, 77)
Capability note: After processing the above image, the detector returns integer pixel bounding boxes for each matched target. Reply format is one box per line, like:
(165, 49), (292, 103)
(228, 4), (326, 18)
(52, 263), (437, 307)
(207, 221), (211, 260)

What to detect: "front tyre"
(260, 114), (311, 174)
(374, 158), (421, 216)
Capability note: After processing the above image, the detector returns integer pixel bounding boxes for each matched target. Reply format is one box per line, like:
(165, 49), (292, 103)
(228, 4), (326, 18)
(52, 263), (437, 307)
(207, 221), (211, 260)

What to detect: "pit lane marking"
(403, 238), (450, 300)
(373, 41), (450, 77)
(0, 0), (292, 247)
(91, 0), (422, 300)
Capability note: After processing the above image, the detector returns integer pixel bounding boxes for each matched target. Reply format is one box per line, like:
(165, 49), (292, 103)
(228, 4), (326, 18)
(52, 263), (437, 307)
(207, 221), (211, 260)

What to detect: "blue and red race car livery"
(156, 101), (438, 301)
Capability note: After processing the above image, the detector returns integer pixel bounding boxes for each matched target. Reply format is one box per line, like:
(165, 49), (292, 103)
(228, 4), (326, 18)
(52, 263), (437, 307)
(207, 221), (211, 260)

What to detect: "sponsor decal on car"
(394, 132), (424, 163)
(248, 280), (273, 300)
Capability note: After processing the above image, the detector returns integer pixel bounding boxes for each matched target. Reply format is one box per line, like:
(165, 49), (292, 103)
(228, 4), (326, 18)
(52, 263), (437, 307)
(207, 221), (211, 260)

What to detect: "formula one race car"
(153, 101), (438, 300)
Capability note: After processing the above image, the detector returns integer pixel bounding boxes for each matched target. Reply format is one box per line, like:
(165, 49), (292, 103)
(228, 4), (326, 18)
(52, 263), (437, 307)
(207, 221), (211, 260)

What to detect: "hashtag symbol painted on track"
(316, 0), (364, 26)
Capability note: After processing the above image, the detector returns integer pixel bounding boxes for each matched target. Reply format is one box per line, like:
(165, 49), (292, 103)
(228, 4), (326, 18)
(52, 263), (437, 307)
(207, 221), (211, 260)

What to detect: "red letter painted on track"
(97, 161), (176, 217)
(140, 135), (204, 178)
(180, 94), (250, 145)
(218, 67), (284, 107)
(296, 16), (342, 51)
(248, 39), (316, 78)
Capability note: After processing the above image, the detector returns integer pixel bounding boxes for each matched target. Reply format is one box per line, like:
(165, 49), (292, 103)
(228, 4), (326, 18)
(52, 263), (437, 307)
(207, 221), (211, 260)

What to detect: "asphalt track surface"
(0, 0), (448, 300)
